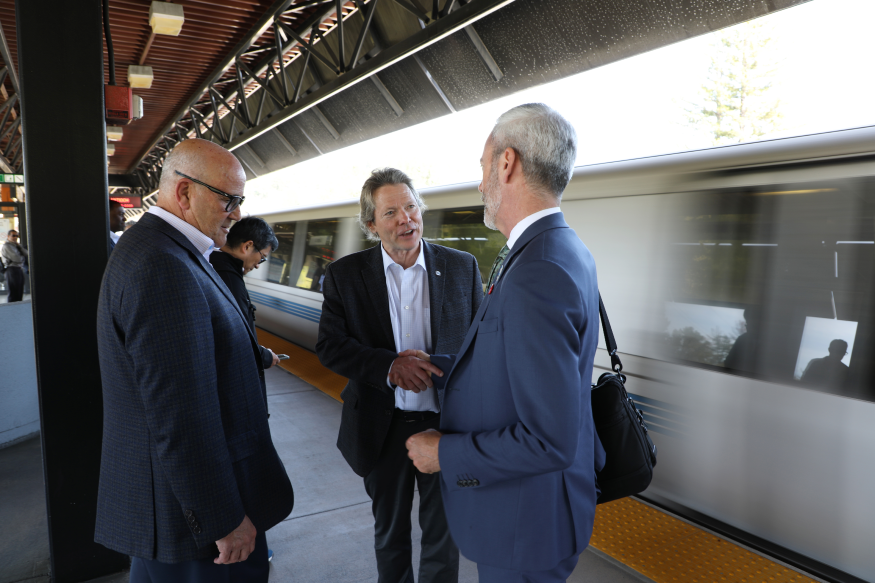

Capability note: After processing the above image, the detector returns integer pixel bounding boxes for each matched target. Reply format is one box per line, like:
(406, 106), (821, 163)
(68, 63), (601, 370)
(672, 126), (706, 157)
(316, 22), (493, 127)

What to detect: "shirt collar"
(506, 207), (561, 250)
(148, 205), (216, 260)
(381, 239), (426, 275)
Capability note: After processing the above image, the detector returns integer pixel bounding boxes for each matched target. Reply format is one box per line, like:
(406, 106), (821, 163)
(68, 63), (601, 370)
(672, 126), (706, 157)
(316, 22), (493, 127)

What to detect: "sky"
(244, 0), (875, 215)
(664, 302), (746, 342)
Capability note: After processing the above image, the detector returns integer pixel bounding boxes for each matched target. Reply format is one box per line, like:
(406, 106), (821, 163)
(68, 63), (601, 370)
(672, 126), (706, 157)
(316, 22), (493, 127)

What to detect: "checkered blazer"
(316, 241), (483, 477)
(94, 213), (294, 563)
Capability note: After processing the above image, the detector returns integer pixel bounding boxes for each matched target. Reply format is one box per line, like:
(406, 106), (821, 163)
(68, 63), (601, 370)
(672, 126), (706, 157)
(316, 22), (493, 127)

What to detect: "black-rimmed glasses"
(175, 170), (245, 212)
(257, 249), (268, 265)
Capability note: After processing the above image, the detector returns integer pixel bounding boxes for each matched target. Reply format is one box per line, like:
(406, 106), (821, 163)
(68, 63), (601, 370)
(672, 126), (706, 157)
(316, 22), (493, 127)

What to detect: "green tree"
(687, 21), (782, 145)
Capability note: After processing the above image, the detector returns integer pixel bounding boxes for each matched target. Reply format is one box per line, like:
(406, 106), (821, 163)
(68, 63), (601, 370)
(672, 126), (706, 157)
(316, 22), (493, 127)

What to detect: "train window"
(663, 177), (875, 401)
(267, 222), (296, 286)
(422, 207), (505, 290)
(295, 219), (340, 292)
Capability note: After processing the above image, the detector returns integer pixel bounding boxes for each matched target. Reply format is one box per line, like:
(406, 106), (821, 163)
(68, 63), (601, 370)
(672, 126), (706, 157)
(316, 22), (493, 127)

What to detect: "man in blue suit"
(96, 139), (294, 582)
(406, 103), (605, 582)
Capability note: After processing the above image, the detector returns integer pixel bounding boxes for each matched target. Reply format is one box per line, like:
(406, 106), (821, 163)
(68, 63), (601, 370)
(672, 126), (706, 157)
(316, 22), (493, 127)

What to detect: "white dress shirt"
(491, 207), (561, 287)
(147, 206), (215, 261)
(382, 240), (439, 413)
(506, 207), (561, 250)
(109, 231), (121, 245)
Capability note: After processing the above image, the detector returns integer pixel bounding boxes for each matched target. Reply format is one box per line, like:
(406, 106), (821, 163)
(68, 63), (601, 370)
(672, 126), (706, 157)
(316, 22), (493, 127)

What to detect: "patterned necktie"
(486, 245), (510, 290)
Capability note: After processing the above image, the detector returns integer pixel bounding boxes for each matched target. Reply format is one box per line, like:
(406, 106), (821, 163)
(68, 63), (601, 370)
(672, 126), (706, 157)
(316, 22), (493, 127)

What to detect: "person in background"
(96, 138), (294, 583)
(108, 200), (126, 253)
(209, 216), (282, 565)
(801, 339), (850, 390)
(2, 229), (27, 302)
(316, 168), (483, 583)
(209, 217), (281, 378)
(406, 103), (604, 583)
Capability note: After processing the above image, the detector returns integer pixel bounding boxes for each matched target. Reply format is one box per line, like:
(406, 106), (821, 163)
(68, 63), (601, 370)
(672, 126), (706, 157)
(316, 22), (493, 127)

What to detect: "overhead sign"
(0, 174), (23, 184)
(110, 195), (142, 209)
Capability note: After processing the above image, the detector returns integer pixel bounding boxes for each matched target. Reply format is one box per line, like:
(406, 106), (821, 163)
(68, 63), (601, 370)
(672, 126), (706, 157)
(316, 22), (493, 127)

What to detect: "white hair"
(490, 103), (577, 199)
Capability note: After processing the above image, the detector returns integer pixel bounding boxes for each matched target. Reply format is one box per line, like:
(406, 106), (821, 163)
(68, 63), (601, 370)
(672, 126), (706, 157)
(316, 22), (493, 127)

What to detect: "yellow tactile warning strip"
(590, 498), (819, 583)
(256, 328), (346, 402)
(255, 330), (818, 583)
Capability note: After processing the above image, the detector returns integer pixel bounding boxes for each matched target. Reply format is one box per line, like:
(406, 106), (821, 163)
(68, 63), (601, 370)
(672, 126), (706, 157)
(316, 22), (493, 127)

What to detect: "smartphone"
(277, 354), (290, 360)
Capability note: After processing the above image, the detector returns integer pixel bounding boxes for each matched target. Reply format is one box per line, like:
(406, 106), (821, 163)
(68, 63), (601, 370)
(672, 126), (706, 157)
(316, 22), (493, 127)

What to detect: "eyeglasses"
(257, 249), (268, 265)
(9, 234), (18, 238)
(174, 170), (245, 212)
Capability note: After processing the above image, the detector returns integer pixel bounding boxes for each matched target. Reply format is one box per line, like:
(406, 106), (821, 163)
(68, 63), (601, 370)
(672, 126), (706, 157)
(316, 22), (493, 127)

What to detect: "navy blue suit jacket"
(432, 212), (606, 571)
(95, 213), (294, 563)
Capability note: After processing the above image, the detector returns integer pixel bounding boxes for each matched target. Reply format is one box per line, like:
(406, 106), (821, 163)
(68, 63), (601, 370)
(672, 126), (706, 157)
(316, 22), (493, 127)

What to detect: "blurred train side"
(250, 126), (875, 581)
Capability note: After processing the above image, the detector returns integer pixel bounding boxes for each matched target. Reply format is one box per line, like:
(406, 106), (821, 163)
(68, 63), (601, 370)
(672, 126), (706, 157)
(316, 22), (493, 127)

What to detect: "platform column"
(15, 0), (128, 580)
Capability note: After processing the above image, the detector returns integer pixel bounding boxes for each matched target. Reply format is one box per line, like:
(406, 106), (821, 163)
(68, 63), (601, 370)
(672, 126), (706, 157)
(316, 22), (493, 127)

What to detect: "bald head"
(157, 139), (246, 247)
(158, 139), (245, 203)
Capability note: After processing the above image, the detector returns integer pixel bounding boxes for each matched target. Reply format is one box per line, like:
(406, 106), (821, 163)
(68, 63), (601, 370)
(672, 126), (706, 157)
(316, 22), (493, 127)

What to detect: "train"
(246, 125), (875, 582)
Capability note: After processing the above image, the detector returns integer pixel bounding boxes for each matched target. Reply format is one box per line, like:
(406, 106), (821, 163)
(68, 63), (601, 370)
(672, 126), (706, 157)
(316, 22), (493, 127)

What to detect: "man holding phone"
(209, 216), (282, 375)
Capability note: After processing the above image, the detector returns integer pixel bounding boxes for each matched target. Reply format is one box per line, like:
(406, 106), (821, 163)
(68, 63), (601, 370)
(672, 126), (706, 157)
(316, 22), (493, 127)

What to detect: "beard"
(482, 167), (502, 230)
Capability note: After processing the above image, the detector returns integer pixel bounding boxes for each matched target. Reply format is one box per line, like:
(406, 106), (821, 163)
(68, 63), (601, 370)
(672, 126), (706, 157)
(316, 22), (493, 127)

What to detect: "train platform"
(0, 332), (823, 583)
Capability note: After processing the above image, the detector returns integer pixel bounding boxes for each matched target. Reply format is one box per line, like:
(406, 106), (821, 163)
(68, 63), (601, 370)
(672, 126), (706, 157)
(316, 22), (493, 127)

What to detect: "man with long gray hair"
(406, 104), (604, 582)
(317, 168), (483, 583)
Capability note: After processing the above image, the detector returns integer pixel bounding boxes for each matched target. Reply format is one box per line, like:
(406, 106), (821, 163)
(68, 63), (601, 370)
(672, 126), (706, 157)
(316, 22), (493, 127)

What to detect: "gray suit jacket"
(316, 241), (483, 477)
(95, 213), (294, 562)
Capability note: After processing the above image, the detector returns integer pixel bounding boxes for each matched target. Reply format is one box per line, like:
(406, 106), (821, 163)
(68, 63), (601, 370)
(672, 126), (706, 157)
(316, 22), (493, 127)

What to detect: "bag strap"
(598, 292), (623, 373)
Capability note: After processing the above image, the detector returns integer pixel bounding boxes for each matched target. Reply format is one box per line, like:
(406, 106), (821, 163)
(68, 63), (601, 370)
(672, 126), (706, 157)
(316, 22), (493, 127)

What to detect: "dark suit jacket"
(316, 241), (483, 477)
(431, 213), (606, 571)
(95, 213), (294, 563)
(209, 250), (273, 371)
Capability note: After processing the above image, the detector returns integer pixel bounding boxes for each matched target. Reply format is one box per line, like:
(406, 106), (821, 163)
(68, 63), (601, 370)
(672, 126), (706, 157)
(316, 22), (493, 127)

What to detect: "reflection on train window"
(794, 317), (857, 389)
(663, 302), (745, 367)
(296, 220), (339, 292)
(666, 179), (875, 401)
(268, 222), (295, 286)
(422, 207), (505, 290)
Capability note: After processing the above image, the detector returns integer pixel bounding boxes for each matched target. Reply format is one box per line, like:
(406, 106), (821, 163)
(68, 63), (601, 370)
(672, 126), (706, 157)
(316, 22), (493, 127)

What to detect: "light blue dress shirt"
(381, 240), (439, 413)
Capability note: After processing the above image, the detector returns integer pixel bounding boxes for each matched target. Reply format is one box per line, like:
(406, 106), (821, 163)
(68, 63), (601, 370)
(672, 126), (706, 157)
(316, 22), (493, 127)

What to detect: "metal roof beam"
(224, 0), (514, 151)
(463, 25), (503, 82)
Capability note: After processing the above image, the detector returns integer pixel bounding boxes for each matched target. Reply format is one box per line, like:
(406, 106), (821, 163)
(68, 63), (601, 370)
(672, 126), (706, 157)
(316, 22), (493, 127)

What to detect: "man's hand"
(215, 514), (257, 565)
(269, 349), (280, 368)
(389, 352), (443, 393)
(406, 429), (442, 474)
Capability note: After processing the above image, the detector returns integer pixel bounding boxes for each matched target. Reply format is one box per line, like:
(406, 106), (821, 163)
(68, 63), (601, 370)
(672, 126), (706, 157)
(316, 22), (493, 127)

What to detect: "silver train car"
(248, 126), (875, 582)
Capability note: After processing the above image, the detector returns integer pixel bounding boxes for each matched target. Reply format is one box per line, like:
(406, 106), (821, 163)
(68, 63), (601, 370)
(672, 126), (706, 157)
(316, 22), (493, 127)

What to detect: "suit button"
(472, 479), (480, 486)
(385, 410), (392, 416)
(184, 510), (193, 518)
(457, 480), (464, 487)
(193, 526), (202, 534)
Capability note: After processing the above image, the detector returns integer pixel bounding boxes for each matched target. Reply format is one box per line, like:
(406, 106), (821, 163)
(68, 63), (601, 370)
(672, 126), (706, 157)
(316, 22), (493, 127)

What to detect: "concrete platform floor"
(0, 366), (648, 583)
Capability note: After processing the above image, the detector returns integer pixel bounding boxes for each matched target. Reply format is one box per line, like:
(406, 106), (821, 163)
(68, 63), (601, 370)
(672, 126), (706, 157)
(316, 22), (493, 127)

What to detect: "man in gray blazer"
(96, 139), (293, 583)
(316, 168), (483, 583)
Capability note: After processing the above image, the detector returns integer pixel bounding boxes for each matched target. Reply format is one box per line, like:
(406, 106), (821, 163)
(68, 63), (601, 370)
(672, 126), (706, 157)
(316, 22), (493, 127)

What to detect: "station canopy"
(0, 0), (808, 207)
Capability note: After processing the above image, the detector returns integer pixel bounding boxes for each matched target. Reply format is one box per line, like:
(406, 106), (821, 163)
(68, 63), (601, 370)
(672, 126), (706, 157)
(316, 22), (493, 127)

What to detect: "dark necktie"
(486, 245), (510, 290)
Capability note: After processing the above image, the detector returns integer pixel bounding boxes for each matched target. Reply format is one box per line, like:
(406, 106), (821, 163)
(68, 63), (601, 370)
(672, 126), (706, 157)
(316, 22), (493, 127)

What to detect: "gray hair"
(489, 103), (577, 199)
(357, 168), (427, 241)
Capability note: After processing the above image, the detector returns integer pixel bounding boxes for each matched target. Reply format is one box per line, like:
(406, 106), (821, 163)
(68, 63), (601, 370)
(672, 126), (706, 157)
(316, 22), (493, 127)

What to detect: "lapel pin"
(435, 271), (441, 276)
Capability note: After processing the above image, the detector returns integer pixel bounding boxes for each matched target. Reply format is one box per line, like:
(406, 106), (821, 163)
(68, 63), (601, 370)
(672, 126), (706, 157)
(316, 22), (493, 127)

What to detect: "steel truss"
(127, 0), (512, 206)
(0, 17), (23, 173)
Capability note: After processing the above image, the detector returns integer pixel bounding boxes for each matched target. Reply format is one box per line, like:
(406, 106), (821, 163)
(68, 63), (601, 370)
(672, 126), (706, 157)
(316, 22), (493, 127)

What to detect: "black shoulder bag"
(592, 293), (657, 504)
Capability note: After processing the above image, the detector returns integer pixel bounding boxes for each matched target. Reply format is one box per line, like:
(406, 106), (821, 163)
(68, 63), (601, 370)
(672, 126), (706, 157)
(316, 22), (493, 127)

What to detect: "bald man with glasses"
(95, 139), (294, 583)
